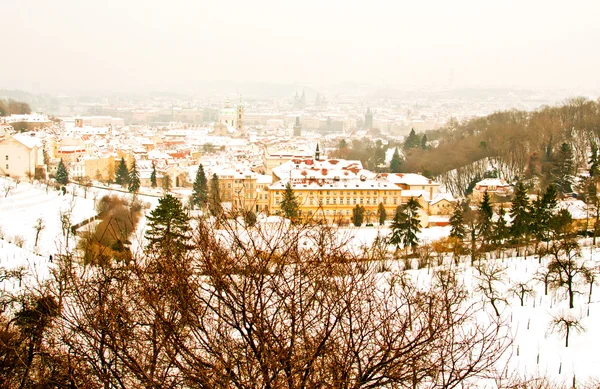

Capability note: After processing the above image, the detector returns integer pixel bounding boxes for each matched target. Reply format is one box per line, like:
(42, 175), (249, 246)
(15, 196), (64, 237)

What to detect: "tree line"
(401, 97), (600, 194)
(0, 99), (31, 116)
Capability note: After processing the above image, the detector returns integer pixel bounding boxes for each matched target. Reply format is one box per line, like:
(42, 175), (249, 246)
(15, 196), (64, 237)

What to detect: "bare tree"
(582, 265), (599, 304)
(548, 312), (585, 347)
(509, 281), (536, 306)
(40, 218), (510, 389)
(33, 217), (45, 247)
(475, 261), (508, 317)
(533, 266), (556, 296)
(543, 239), (588, 308)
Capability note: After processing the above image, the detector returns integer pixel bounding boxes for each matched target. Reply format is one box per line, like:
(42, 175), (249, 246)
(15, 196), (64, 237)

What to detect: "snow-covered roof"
(257, 175), (273, 185)
(11, 133), (43, 149)
(273, 158), (365, 182)
(430, 193), (456, 205)
(476, 178), (510, 187)
(386, 173), (438, 186)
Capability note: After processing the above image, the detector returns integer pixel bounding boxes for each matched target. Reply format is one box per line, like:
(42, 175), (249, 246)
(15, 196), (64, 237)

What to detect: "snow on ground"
(0, 179), (96, 256)
(0, 176), (599, 385)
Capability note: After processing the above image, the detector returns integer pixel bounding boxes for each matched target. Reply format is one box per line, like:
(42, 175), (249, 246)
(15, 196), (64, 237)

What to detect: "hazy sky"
(3, 0), (600, 93)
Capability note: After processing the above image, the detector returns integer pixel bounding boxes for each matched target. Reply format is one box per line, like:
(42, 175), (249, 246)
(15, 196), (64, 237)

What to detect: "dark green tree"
(421, 134), (428, 150)
(128, 160), (140, 194)
(280, 182), (300, 221)
(115, 157), (129, 186)
(404, 129), (421, 150)
(388, 197), (421, 254)
(150, 163), (157, 188)
(208, 173), (222, 217)
(449, 203), (466, 240)
(589, 142), (600, 178)
(555, 143), (574, 194)
(377, 202), (387, 225)
(162, 175), (171, 192)
(493, 207), (509, 248)
(191, 164), (209, 209)
(531, 184), (558, 253)
(478, 191), (494, 245)
(389, 148), (403, 173)
(145, 194), (191, 256)
(510, 182), (530, 245)
(352, 205), (365, 227)
(56, 159), (68, 185)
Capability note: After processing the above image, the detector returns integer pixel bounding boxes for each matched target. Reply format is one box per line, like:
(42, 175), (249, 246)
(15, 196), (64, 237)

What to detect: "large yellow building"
(269, 177), (404, 224)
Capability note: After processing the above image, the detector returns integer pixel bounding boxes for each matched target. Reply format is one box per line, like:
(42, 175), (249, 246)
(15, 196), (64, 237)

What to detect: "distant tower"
(365, 108), (373, 129)
(293, 116), (302, 137)
(315, 143), (320, 161)
(236, 96), (245, 135)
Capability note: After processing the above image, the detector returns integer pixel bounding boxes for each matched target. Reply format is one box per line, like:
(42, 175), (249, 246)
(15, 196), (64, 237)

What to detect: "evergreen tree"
(421, 134), (428, 150)
(493, 207), (509, 247)
(556, 142), (575, 194)
(388, 197), (421, 253)
(208, 173), (222, 217)
(56, 159), (68, 185)
(115, 157), (129, 186)
(478, 191), (494, 244)
(162, 175), (171, 192)
(389, 148), (403, 173)
(404, 129), (421, 149)
(377, 202), (387, 225)
(191, 164), (209, 209)
(352, 205), (365, 227)
(449, 203), (466, 239)
(531, 184), (558, 246)
(510, 181), (530, 243)
(145, 194), (191, 256)
(280, 182), (300, 220)
(150, 163), (157, 188)
(128, 160), (140, 194)
(589, 142), (600, 178)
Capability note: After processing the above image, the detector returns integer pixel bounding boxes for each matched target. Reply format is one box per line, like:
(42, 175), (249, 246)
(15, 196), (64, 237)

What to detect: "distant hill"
(401, 97), (600, 194)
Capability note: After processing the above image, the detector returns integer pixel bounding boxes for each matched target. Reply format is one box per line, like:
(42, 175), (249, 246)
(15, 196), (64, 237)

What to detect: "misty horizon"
(3, 0), (600, 95)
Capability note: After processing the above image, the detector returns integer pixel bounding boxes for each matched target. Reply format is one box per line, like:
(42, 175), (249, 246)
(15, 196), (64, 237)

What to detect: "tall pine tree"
(208, 173), (222, 217)
(280, 182), (300, 220)
(191, 164), (209, 209)
(389, 148), (402, 173)
(478, 191), (494, 245)
(377, 202), (387, 225)
(449, 203), (466, 240)
(128, 160), (140, 194)
(145, 194), (191, 256)
(150, 163), (157, 188)
(56, 159), (68, 185)
(115, 157), (129, 186)
(556, 142), (575, 194)
(589, 142), (600, 178)
(404, 129), (421, 149)
(388, 197), (421, 254)
(510, 181), (530, 246)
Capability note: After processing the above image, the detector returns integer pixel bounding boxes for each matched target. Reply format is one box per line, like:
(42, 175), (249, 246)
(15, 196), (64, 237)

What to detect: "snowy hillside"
(0, 176), (599, 386)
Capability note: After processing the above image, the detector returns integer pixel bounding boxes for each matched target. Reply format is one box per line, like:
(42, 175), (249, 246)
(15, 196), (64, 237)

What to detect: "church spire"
(315, 143), (320, 161)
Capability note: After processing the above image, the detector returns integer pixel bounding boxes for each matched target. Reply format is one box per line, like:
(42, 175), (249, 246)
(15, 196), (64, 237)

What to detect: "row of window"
(276, 189), (400, 196)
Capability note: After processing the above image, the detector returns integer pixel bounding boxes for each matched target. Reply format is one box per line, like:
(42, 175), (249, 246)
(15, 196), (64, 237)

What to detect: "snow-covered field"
(1, 176), (599, 386)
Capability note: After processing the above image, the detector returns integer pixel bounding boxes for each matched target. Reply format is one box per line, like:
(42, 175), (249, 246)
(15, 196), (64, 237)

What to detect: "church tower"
(293, 116), (302, 137)
(315, 143), (320, 161)
(236, 97), (245, 135)
(365, 108), (373, 129)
